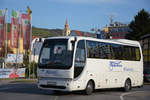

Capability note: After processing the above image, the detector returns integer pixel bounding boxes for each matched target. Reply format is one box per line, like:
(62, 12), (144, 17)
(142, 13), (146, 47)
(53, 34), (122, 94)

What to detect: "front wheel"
(124, 79), (132, 92)
(85, 81), (94, 95)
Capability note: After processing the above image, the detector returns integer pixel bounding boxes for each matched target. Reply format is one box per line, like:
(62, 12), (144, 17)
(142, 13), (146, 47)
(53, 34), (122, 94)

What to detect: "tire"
(85, 81), (94, 95)
(124, 79), (131, 92)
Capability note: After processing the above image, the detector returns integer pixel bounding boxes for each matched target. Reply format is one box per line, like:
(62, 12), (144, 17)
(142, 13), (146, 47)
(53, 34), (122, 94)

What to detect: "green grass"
(0, 78), (37, 83)
(0, 78), (14, 80)
(144, 82), (150, 85)
(10, 79), (37, 83)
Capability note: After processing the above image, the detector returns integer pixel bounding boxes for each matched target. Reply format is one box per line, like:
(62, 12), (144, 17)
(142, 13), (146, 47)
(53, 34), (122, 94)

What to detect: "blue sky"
(0, 0), (150, 32)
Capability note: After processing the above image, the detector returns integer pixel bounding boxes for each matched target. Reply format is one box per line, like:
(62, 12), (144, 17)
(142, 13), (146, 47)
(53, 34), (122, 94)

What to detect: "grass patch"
(0, 78), (37, 83)
(144, 82), (150, 85)
(0, 78), (14, 80)
(10, 79), (37, 83)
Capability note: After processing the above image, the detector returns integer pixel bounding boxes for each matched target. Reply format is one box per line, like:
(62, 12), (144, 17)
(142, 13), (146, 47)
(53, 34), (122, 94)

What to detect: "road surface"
(0, 82), (150, 100)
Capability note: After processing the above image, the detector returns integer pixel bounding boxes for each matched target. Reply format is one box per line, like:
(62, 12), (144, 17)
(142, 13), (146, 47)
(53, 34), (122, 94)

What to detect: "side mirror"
(68, 37), (76, 51)
(68, 43), (72, 51)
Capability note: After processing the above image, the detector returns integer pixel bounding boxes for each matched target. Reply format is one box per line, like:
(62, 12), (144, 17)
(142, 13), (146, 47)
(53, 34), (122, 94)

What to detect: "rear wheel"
(85, 81), (94, 95)
(124, 79), (131, 92)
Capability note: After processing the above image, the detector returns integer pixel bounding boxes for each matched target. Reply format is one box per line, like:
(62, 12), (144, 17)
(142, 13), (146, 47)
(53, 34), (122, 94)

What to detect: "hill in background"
(32, 26), (63, 37)
(7, 24), (63, 37)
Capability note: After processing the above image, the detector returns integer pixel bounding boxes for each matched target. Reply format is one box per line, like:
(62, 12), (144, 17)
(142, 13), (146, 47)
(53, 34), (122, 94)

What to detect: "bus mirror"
(68, 43), (72, 51)
(68, 40), (75, 51)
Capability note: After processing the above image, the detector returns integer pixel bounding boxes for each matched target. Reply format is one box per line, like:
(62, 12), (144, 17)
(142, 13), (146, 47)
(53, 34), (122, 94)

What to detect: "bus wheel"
(85, 81), (94, 95)
(124, 79), (131, 92)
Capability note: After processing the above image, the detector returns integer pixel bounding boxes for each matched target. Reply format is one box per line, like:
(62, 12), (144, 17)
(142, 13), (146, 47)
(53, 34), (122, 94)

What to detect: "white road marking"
(120, 91), (145, 100)
(53, 96), (58, 100)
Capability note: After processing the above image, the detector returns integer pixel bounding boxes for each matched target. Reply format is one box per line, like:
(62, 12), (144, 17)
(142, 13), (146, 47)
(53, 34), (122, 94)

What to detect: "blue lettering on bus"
(123, 67), (134, 71)
(109, 61), (122, 71)
(110, 61), (122, 67)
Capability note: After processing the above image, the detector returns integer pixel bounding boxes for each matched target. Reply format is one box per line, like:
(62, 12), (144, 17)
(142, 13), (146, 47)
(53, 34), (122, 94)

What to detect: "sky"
(0, 0), (150, 32)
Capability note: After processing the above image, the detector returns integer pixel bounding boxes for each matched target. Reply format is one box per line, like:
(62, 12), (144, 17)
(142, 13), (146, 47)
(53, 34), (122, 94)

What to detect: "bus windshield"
(38, 39), (74, 69)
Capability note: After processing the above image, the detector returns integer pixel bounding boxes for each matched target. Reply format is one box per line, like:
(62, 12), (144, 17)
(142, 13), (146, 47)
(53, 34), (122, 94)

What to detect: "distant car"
(144, 69), (150, 82)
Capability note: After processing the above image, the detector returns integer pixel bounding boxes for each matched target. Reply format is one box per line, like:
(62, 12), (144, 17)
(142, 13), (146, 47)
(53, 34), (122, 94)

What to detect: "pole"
(33, 44), (35, 79)
(4, 8), (8, 69)
(28, 13), (32, 79)
(16, 11), (21, 68)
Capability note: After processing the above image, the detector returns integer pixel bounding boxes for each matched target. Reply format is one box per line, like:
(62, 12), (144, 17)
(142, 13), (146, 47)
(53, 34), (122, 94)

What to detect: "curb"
(0, 79), (37, 85)
(144, 82), (150, 85)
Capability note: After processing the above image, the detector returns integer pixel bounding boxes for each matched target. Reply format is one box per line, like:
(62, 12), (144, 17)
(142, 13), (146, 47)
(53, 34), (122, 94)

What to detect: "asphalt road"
(0, 82), (150, 100)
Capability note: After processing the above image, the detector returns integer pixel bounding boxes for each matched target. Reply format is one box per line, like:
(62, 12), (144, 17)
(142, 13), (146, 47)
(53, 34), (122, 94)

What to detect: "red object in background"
(21, 14), (31, 49)
(10, 17), (19, 48)
(9, 69), (19, 78)
(9, 73), (19, 78)
(144, 74), (148, 77)
(0, 16), (5, 47)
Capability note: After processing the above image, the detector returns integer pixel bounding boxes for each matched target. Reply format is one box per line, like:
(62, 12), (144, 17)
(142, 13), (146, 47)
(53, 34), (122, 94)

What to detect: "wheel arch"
(86, 79), (95, 90)
(124, 77), (132, 86)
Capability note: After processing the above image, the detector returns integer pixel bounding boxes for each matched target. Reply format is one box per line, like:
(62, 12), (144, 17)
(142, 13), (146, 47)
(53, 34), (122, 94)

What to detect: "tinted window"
(38, 39), (74, 69)
(86, 40), (141, 61)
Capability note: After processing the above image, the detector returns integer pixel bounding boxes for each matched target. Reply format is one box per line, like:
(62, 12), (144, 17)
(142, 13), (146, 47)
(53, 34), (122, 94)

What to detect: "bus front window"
(38, 39), (74, 69)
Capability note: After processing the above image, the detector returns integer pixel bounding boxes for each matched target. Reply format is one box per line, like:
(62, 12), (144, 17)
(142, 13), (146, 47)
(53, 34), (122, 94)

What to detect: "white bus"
(37, 36), (143, 95)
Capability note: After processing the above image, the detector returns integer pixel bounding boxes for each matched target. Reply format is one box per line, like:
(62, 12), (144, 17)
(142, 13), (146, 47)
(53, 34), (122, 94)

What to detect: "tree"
(126, 9), (150, 40)
(0, 46), (13, 57)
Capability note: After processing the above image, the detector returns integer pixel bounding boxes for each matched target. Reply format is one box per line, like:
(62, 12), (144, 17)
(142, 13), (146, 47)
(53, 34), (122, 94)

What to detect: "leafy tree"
(126, 9), (150, 40)
(0, 46), (13, 57)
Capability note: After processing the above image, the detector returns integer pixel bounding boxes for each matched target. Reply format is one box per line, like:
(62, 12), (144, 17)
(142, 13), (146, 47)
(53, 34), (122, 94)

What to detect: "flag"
(0, 10), (6, 47)
(10, 10), (20, 48)
(21, 14), (31, 49)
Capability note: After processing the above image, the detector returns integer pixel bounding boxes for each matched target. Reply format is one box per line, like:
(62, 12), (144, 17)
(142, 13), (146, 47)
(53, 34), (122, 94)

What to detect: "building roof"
(74, 30), (83, 36)
(140, 34), (150, 39)
(70, 30), (97, 38)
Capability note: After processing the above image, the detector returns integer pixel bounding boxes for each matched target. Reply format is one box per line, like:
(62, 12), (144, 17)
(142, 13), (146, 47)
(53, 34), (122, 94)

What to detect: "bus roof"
(46, 36), (140, 47)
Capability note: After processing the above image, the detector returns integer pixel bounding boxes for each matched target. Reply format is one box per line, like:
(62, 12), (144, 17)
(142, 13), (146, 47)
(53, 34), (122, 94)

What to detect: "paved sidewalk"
(0, 79), (37, 85)
(0, 80), (13, 85)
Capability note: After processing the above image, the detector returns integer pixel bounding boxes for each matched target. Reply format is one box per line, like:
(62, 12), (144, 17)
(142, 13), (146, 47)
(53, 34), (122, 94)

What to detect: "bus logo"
(109, 61), (122, 71)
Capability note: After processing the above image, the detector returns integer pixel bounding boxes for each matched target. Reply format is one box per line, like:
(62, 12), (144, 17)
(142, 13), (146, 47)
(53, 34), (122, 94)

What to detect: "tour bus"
(37, 36), (143, 95)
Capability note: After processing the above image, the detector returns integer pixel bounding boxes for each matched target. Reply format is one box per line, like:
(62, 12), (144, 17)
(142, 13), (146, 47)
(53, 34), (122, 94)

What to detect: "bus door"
(73, 40), (86, 90)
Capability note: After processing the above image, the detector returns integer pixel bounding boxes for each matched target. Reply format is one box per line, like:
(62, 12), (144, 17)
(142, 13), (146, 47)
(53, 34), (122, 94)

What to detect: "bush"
(25, 61), (38, 78)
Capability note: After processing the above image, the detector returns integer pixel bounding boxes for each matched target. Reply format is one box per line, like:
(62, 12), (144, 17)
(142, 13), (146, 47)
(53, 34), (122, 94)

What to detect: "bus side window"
(74, 40), (86, 78)
(135, 48), (141, 61)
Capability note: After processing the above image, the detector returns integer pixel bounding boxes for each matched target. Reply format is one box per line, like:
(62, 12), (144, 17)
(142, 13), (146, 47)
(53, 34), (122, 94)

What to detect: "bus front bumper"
(37, 77), (73, 91)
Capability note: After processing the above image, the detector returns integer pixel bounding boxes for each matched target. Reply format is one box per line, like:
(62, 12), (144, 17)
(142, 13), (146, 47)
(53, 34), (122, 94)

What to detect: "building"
(109, 22), (131, 39)
(140, 34), (150, 68)
(99, 27), (109, 39)
(100, 20), (131, 39)
(70, 30), (97, 38)
(63, 19), (71, 36)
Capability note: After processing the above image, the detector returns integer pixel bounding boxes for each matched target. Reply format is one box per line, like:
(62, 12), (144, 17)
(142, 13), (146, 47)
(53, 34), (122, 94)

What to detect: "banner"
(7, 54), (23, 63)
(10, 10), (19, 48)
(0, 68), (25, 78)
(0, 10), (6, 47)
(21, 14), (31, 49)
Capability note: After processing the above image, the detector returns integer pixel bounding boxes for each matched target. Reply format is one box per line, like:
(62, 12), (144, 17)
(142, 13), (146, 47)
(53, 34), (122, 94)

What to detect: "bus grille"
(40, 85), (66, 89)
